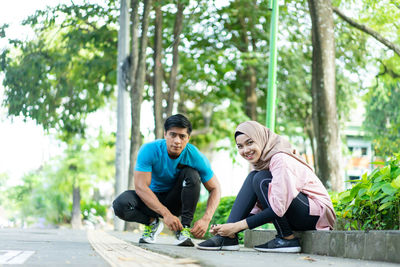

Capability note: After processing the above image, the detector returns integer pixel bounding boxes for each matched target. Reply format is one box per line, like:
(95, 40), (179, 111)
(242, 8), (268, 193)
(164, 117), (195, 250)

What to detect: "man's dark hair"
(164, 114), (192, 135)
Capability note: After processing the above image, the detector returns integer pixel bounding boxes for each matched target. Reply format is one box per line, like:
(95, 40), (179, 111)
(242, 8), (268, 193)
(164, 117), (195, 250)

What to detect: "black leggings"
(227, 170), (319, 237)
(112, 167), (201, 226)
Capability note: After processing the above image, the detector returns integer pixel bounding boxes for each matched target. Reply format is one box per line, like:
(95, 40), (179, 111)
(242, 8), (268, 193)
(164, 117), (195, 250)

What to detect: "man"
(113, 114), (221, 246)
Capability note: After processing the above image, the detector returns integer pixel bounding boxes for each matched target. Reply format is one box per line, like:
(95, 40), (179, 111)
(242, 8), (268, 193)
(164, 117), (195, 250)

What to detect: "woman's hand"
(209, 224), (218, 235)
(212, 220), (248, 238)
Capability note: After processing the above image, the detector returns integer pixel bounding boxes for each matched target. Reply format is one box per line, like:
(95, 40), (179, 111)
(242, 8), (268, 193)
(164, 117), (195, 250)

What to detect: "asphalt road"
(0, 228), (108, 266)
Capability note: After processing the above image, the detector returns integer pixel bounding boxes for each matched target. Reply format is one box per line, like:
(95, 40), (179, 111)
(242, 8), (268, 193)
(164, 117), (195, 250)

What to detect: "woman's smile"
(244, 151), (255, 160)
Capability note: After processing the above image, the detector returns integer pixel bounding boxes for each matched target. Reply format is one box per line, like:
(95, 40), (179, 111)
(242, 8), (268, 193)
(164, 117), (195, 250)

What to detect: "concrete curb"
(244, 229), (400, 263)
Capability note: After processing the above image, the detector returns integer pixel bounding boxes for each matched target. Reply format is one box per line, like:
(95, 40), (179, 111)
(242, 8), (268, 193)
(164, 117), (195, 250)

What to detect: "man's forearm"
(202, 187), (221, 221)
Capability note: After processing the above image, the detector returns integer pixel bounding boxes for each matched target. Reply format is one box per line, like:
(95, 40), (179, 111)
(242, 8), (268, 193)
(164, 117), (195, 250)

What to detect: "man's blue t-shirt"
(134, 139), (214, 192)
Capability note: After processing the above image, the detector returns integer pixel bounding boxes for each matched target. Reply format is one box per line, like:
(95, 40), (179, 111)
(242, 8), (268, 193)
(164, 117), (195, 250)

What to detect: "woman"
(197, 121), (335, 253)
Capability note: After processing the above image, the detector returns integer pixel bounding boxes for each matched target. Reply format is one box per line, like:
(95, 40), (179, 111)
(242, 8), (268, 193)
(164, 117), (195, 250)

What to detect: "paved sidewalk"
(88, 230), (199, 267)
(109, 230), (399, 267)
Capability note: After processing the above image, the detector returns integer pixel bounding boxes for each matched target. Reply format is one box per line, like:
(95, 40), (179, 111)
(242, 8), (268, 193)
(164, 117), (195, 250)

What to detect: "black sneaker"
(196, 235), (239, 251)
(254, 236), (301, 253)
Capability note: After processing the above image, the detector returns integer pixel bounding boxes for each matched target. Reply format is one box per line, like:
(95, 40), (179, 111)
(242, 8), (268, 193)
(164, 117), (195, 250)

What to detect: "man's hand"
(190, 217), (210, 238)
(163, 213), (183, 232)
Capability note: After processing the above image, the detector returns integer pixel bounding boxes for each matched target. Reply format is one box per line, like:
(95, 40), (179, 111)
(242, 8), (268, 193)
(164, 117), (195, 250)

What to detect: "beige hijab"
(235, 121), (313, 171)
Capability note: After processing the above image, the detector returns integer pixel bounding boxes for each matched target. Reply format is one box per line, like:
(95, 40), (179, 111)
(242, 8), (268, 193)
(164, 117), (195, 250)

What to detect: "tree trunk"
(308, 0), (343, 191)
(125, 0), (151, 232)
(128, 0), (152, 190)
(166, 1), (184, 117)
(114, 0), (130, 231)
(153, 1), (164, 139)
(238, 14), (257, 120)
(71, 185), (82, 229)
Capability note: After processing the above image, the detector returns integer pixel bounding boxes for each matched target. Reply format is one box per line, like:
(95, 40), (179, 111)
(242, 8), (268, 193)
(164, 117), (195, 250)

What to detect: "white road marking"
(0, 250), (35, 264)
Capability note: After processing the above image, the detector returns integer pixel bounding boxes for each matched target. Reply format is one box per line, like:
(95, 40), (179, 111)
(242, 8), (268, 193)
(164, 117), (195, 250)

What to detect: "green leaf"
(350, 185), (361, 199)
(351, 220), (359, 230)
(370, 181), (385, 192)
(391, 175), (400, 189)
(371, 193), (385, 202)
(371, 161), (385, 165)
(360, 194), (370, 200)
(378, 202), (392, 211)
(361, 172), (368, 182)
(357, 188), (368, 197)
(340, 191), (353, 203)
(374, 175), (384, 183)
(380, 165), (391, 177)
(381, 195), (395, 203)
(382, 184), (397, 196)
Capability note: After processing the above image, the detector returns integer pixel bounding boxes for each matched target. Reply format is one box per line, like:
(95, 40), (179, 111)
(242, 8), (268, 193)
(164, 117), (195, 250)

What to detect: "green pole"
(266, 0), (279, 130)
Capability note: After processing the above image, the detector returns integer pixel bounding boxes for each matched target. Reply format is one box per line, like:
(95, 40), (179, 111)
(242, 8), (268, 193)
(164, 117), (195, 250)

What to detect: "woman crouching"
(196, 121), (336, 253)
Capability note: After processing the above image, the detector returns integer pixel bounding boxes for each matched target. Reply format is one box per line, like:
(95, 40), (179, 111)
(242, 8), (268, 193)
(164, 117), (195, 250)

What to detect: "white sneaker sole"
(196, 244), (240, 251)
(254, 246), (301, 253)
(138, 221), (164, 244)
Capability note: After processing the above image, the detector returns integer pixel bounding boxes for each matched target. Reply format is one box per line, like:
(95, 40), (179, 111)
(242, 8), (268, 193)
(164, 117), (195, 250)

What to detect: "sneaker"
(175, 226), (194, 247)
(196, 235), (239, 251)
(254, 236), (301, 253)
(139, 219), (164, 244)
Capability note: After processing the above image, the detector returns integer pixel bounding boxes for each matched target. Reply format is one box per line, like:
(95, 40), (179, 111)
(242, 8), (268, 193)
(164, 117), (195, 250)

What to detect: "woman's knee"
(252, 170), (273, 190)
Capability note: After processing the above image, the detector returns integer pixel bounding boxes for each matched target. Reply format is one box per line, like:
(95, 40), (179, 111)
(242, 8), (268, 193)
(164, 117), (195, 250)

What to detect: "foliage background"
(332, 153), (400, 230)
(1, 0), (400, 228)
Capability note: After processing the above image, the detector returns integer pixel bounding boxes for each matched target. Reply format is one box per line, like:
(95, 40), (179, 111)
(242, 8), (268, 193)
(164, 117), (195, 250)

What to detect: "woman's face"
(235, 133), (262, 164)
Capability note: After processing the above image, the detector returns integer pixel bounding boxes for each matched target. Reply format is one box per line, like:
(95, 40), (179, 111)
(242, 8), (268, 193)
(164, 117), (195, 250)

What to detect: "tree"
(152, 0), (164, 139)
(3, 131), (115, 227)
(205, 0), (271, 121)
(333, 5), (400, 58)
(128, 0), (153, 190)
(1, 2), (118, 139)
(150, 0), (185, 138)
(332, 0), (400, 158)
(308, 0), (343, 191)
(364, 77), (400, 158)
(0, 1), (118, 226)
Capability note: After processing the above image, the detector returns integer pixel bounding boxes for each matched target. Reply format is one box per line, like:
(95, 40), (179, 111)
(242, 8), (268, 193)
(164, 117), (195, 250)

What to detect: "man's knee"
(112, 190), (137, 220)
(180, 167), (201, 187)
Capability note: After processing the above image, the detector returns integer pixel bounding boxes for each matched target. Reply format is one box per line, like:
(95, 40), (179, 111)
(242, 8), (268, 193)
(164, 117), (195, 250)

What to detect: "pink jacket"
(251, 153), (336, 230)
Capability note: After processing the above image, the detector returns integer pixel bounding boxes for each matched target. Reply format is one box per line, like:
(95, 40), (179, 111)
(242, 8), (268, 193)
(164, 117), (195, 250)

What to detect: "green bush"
(81, 200), (107, 220)
(333, 153), (400, 230)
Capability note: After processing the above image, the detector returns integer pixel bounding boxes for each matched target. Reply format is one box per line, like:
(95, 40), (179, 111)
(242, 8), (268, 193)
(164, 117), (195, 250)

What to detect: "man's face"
(164, 127), (190, 159)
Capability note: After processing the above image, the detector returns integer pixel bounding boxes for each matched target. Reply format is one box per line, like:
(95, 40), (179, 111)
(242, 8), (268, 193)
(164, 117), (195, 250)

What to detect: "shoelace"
(180, 227), (191, 238)
(143, 225), (153, 237)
